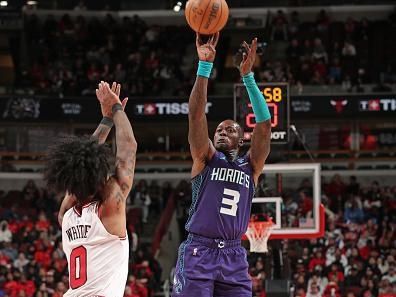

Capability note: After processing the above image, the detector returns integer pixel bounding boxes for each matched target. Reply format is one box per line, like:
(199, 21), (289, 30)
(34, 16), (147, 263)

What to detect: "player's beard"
(215, 143), (239, 160)
(215, 142), (229, 153)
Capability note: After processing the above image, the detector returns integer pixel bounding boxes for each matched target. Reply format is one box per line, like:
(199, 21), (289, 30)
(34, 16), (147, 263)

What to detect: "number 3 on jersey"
(70, 246), (87, 289)
(220, 188), (240, 217)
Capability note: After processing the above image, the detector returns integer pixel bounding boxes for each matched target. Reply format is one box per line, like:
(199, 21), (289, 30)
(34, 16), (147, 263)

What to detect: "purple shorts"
(172, 234), (252, 297)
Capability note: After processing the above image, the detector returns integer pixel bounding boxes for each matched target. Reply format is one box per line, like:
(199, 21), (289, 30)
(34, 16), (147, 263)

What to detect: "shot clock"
(234, 83), (290, 144)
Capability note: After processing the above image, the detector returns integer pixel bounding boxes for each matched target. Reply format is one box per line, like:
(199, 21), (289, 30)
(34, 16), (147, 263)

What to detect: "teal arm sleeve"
(242, 72), (271, 122)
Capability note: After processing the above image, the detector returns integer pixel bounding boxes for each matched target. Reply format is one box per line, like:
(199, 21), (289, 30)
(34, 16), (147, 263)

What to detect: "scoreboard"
(233, 83), (290, 144)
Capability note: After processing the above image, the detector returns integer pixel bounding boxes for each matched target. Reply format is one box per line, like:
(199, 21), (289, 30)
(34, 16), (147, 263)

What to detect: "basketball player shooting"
(44, 82), (137, 297)
(172, 33), (271, 297)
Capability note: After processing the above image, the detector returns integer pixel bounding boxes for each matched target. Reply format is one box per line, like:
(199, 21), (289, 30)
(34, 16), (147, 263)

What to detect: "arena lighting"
(27, 0), (38, 5)
(0, 1), (8, 7)
(173, 1), (182, 12)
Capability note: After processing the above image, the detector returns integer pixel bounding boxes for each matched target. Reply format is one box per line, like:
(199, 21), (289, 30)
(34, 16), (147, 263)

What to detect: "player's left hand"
(239, 37), (258, 77)
(96, 81), (128, 118)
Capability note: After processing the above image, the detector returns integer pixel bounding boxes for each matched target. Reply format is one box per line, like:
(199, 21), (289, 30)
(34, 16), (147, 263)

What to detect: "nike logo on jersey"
(210, 167), (250, 188)
(65, 225), (91, 242)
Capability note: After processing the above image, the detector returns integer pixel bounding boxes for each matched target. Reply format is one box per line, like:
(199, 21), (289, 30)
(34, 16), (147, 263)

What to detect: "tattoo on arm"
(116, 158), (135, 176)
(115, 191), (124, 210)
(113, 110), (137, 194)
(120, 183), (129, 193)
(92, 124), (112, 144)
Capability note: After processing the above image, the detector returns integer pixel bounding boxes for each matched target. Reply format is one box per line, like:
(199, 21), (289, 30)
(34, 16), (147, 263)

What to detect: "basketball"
(185, 0), (229, 35)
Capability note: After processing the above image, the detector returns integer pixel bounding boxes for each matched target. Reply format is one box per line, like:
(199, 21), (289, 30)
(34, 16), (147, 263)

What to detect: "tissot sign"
(134, 102), (212, 116)
(359, 98), (396, 112)
(131, 98), (231, 121)
(291, 94), (396, 118)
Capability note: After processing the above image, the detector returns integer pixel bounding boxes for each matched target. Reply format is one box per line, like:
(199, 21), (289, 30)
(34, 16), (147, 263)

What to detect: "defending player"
(172, 33), (271, 297)
(45, 82), (137, 297)
(57, 82), (128, 225)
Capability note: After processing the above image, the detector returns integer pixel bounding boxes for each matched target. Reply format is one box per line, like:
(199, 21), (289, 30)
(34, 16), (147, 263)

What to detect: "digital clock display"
(234, 83), (289, 144)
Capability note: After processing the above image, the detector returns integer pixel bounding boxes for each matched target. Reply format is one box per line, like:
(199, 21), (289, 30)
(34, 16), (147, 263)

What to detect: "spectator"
(148, 180), (162, 214)
(306, 282), (321, 297)
(326, 174), (346, 212)
(287, 39), (302, 67)
(312, 38), (328, 63)
(52, 281), (66, 297)
(130, 225), (139, 253)
(0, 221), (12, 243)
(316, 10), (330, 33)
(126, 275), (148, 297)
(328, 58), (342, 83)
(271, 10), (288, 41)
(22, 180), (40, 208)
(288, 11), (300, 37)
(322, 275), (341, 297)
(13, 253), (29, 273)
(382, 265), (396, 283)
(133, 180), (152, 224)
(309, 250), (325, 272)
(344, 199), (364, 223)
(307, 272), (328, 295)
(377, 257), (389, 275)
(35, 212), (50, 232)
(345, 17), (357, 40)
(345, 265), (361, 287)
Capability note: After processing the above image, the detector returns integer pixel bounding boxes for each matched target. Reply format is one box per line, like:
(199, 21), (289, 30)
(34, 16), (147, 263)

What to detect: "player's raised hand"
(239, 37), (258, 77)
(96, 81), (128, 118)
(196, 32), (219, 62)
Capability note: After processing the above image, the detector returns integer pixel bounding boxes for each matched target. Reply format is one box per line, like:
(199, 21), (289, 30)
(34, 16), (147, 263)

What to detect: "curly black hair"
(44, 135), (112, 203)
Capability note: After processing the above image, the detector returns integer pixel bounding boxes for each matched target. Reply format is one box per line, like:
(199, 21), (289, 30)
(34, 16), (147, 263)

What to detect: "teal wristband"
(242, 72), (271, 122)
(197, 61), (213, 78)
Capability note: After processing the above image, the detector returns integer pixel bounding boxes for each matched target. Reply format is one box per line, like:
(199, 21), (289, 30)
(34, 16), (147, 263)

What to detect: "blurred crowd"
(22, 14), (194, 97)
(254, 9), (396, 93)
(18, 9), (396, 97)
(248, 175), (396, 297)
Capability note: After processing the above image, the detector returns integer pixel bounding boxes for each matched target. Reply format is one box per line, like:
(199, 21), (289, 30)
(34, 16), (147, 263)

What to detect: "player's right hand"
(196, 32), (219, 62)
(96, 81), (127, 118)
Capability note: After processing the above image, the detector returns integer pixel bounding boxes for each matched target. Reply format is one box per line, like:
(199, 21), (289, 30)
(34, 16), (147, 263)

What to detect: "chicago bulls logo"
(330, 99), (348, 113)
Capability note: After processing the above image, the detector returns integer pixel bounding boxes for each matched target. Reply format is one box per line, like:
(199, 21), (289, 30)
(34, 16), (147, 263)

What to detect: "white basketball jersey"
(62, 201), (129, 297)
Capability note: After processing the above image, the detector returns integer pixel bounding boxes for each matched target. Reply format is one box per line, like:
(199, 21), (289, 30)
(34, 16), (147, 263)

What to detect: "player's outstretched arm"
(92, 82), (128, 144)
(95, 81), (137, 194)
(240, 38), (271, 185)
(96, 82), (137, 237)
(189, 32), (219, 177)
(57, 82), (130, 225)
(112, 93), (137, 197)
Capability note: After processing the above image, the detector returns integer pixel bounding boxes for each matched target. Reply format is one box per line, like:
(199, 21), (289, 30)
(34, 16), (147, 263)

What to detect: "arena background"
(0, 0), (396, 296)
